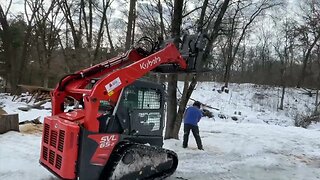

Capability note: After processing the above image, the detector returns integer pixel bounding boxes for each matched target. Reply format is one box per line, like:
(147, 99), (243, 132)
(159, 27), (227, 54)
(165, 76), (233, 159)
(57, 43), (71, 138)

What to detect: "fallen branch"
(18, 99), (51, 111)
(189, 97), (219, 110)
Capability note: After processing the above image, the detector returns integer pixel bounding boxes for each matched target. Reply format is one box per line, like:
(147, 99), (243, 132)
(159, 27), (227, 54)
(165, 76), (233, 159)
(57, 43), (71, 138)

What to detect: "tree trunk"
(164, 0), (184, 139)
(203, 0), (230, 64)
(0, 114), (19, 134)
(157, 0), (166, 38)
(125, 0), (136, 50)
(279, 86), (285, 110)
(8, 52), (19, 93)
(0, 5), (18, 93)
(316, 55), (320, 113)
(279, 52), (287, 110)
(223, 60), (232, 87)
(43, 62), (51, 88)
(172, 75), (197, 138)
(315, 90), (319, 113)
(105, 17), (115, 53)
(164, 74), (178, 139)
(197, 0), (208, 32)
(61, 0), (81, 49)
(171, 77), (189, 139)
(93, 1), (108, 63)
(89, 0), (93, 49)
(17, 23), (33, 86)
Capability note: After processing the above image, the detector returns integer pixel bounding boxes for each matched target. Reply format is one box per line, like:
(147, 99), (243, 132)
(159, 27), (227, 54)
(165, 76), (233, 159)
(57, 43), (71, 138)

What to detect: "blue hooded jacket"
(183, 106), (203, 126)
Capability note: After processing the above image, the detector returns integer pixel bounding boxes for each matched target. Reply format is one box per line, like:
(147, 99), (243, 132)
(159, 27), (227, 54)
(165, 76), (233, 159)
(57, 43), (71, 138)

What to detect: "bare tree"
(221, 0), (282, 88)
(165, 0), (231, 139)
(136, 1), (162, 39)
(0, 0), (40, 92)
(31, 0), (61, 87)
(257, 27), (272, 72)
(81, 0), (93, 50)
(58, 0), (112, 69)
(297, 0), (320, 87)
(157, 0), (167, 38)
(59, 0), (82, 49)
(0, 4), (13, 90)
(105, 15), (115, 53)
(274, 42), (287, 110)
(92, 0), (112, 63)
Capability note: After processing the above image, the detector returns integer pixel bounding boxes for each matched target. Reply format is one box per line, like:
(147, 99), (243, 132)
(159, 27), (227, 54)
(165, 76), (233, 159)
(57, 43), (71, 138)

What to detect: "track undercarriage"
(102, 143), (178, 180)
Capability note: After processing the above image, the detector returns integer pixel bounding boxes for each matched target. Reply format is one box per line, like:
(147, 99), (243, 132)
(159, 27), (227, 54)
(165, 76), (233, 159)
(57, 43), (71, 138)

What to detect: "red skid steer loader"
(39, 34), (207, 179)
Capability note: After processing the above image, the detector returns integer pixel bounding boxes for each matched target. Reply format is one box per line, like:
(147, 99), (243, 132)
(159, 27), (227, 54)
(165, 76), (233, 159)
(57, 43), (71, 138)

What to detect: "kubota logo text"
(140, 56), (161, 69)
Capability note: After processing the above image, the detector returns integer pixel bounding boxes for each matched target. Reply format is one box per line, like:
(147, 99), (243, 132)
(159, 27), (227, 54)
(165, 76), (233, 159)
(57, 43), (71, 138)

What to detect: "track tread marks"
(100, 142), (178, 180)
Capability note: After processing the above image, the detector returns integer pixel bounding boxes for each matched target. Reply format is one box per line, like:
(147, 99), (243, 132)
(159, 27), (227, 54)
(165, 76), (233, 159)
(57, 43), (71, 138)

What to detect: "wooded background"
(0, 0), (319, 138)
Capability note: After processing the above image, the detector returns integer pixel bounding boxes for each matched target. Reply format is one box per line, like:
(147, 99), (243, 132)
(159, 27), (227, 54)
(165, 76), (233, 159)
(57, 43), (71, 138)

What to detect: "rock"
(231, 116), (238, 121)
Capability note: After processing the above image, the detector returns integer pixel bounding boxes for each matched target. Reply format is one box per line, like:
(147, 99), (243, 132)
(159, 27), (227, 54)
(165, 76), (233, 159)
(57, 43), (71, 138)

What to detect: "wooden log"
(18, 99), (51, 111)
(0, 114), (19, 134)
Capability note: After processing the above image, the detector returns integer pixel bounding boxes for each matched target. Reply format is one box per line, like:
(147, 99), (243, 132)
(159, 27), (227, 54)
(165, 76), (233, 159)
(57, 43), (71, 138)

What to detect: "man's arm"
(198, 109), (204, 122)
(200, 109), (204, 117)
(183, 107), (188, 119)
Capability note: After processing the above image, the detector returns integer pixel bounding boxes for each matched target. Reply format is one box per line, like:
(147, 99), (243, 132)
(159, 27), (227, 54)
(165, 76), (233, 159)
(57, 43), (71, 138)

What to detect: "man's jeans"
(183, 124), (203, 149)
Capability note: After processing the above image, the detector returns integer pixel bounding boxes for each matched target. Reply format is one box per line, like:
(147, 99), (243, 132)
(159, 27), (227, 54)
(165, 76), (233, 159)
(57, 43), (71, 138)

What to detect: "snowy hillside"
(0, 82), (320, 180)
(183, 82), (318, 128)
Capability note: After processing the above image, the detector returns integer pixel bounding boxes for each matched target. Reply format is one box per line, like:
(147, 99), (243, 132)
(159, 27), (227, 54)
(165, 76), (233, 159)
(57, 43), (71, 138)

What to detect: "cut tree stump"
(0, 114), (19, 134)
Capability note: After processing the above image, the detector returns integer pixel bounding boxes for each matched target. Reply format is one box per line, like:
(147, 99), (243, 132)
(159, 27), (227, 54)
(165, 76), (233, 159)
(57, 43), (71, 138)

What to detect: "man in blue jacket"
(183, 101), (204, 150)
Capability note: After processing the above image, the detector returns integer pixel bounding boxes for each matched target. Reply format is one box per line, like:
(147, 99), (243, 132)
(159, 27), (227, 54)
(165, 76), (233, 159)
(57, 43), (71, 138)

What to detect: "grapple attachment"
(152, 33), (209, 73)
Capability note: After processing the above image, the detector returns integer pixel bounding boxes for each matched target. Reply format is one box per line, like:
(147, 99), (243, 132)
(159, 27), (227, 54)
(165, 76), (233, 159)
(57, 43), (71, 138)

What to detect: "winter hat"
(193, 101), (201, 108)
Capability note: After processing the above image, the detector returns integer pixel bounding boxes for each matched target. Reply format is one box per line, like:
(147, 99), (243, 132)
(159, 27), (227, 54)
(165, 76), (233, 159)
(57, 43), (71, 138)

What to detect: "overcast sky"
(1, 0), (304, 51)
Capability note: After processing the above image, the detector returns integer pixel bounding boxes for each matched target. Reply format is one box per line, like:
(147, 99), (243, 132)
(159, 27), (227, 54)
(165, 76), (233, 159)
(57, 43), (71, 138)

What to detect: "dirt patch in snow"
(19, 124), (43, 134)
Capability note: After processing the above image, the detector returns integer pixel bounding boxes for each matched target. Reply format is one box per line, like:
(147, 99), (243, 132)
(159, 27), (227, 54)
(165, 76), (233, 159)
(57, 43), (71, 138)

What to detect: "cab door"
(116, 80), (165, 137)
(124, 86), (163, 136)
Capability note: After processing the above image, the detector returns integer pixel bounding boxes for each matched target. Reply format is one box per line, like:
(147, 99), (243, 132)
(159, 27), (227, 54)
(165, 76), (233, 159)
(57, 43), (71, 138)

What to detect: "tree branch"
(4, 0), (12, 17)
(182, 6), (202, 18)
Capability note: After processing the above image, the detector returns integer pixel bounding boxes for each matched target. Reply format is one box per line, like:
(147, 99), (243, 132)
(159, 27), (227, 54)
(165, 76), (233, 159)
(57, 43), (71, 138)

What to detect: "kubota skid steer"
(39, 34), (207, 180)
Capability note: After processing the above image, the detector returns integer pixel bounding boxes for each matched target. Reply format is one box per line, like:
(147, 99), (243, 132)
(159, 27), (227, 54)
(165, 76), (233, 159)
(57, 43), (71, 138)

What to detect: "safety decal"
(105, 77), (122, 93)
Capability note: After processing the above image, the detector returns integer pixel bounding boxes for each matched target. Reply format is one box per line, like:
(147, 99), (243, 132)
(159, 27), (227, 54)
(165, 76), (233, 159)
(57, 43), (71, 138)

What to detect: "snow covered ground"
(0, 82), (319, 180)
(168, 121), (320, 180)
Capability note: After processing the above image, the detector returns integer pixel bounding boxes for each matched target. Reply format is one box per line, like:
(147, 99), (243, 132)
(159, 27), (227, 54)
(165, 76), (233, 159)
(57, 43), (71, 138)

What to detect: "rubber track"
(100, 142), (178, 180)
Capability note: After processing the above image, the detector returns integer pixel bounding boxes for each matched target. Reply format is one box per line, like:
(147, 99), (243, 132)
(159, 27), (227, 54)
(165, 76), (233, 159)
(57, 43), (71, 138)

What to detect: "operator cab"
(98, 79), (165, 146)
